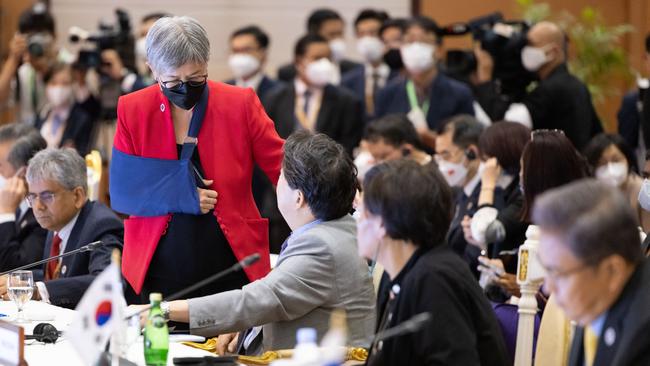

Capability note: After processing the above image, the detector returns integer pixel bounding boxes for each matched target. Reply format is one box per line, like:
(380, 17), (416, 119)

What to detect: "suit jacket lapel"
(277, 85), (296, 139)
(597, 263), (645, 365)
(59, 202), (90, 278)
(42, 232), (53, 274)
(315, 85), (335, 134)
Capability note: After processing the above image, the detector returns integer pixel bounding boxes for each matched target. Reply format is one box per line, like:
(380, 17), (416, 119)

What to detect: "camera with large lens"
(27, 32), (53, 58)
(440, 12), (535, 103)
(69, 8), (134, 71)
(69, 8), (135, 120)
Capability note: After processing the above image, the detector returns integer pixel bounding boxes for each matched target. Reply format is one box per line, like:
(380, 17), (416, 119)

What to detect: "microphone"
(126, 253), (261, 320)
(485, 220), (506, 244)
(372, 312), (432, 343)
(0, 240), (103, 276)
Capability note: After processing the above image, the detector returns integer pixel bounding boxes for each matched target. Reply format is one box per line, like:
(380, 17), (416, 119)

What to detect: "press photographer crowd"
(0, 2), (648, 366)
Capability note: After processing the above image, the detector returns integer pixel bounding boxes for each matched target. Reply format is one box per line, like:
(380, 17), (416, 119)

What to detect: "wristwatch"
(160, 301), (170, 321)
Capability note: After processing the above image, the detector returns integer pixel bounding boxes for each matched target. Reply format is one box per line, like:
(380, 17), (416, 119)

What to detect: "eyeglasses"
(542, 262), (592, 281)
(25, 191), (57, 207)
(159, 75), (208, 90)
(531, 129), (565, 140)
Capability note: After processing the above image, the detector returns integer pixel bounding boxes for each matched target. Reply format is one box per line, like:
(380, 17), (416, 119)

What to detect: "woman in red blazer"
(110, 16), (283, 302)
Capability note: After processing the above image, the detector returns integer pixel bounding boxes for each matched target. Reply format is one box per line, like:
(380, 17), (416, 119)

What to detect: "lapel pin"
(160, 103), (165, 112)
(61, 265), (67, 275)
(604, 327), (616, 346)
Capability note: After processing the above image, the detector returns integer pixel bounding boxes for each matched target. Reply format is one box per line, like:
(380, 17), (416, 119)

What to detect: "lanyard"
(406, 80), (429, 116)
(180, 86), (209, 160)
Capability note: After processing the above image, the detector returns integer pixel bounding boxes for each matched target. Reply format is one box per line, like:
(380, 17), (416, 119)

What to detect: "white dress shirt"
(294, 78), (323, 131)
(0, 200), (29, 224)
(235, 71), (264, 92)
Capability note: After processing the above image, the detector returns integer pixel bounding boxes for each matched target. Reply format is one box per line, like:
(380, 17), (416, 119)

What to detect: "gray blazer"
(188, 215), (376, 352)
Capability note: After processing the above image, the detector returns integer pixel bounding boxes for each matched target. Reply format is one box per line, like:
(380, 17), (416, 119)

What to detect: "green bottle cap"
(150, 292), (162, 302)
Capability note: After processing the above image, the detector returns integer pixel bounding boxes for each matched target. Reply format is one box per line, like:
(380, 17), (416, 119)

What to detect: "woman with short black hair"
(357, 159), (509, 366)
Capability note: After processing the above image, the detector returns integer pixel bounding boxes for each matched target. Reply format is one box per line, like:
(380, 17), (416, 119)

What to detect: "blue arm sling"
(109, 86), (209, 217)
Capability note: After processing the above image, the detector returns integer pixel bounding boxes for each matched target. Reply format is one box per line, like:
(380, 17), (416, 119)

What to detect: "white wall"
(51, 0), (411, 80)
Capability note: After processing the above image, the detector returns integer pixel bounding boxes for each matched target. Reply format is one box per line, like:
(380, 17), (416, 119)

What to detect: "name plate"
(0, 320), (24, 366)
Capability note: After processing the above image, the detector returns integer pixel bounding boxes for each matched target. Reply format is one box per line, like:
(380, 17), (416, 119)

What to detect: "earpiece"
(465, 148), (477, 161)
(25, 323), (59, 343)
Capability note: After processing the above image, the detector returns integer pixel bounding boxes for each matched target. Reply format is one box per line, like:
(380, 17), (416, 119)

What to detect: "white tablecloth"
(0, 300), (215, 365)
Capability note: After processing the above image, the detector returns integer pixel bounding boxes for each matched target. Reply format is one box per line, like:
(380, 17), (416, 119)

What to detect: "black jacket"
(369, 246), (509, 366)
(262, 83), (363, 154)
(568, 259), (650, 366)
(475, 64), (602, 150)
(0, 208), (47, 272)
(36, 200), (123, 308)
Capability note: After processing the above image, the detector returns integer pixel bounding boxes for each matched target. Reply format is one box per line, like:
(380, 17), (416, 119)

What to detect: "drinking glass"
(7, 270), (34, 323)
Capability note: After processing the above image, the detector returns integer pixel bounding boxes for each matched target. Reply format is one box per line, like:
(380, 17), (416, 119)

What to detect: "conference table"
(0, 300), (215, 365)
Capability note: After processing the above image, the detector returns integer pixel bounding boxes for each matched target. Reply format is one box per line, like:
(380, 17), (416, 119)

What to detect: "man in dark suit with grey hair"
(533, 179), (650, 366)
(0, 148), (123, 309)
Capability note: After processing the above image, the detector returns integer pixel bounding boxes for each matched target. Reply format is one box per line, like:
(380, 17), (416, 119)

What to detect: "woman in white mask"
(584, 133), (650, 231)
(34, 62), (94, 155)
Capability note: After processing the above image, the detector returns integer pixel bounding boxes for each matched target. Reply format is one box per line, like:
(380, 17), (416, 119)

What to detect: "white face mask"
(595, 162), (628, 187)
(135, 37), (147, 60)
(329, 38), (347, 62)
(437, 158), (468, 187)
(46, 85), (73, 108)
(521, 45), (550, 72)
(356, 36), (385, 63)
(638, 179), (650, 211)
(400, 42), (435, 75)
(305, 58), (336, 87)
(228, 53), (261, 79)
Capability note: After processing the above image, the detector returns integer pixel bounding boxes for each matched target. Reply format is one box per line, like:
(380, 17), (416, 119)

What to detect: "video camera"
(439, 12), (534, 102)
(69, 8), (135, 72)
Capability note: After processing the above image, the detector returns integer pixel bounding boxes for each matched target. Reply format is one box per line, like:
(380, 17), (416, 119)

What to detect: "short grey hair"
(533, 179), (643, 266)
(26, 148), (87, 192)
(146, 16), (210, 74)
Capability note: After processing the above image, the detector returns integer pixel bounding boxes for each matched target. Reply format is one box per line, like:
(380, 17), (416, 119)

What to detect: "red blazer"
(113, 81), (284, 294)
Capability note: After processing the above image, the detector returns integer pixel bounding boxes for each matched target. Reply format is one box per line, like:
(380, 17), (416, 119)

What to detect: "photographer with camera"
(475, 21), (602, 150)
(0, 3), (64, 124)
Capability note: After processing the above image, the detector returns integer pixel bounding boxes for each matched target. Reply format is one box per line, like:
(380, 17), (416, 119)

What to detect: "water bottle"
(292, 328), (320, 365)
(143, 293), (168, 365)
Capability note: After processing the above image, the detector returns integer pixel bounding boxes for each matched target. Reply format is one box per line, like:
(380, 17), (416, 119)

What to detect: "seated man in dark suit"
(263, 34), (364, 155)
(375, 16), (475, 150)
(224, 25), (280, 102)
(436, 115), (484, 258)
(534, 179), (650, 366)
(342, 9), (398, 121)
(277, 9), (360, 84)
(0, 124), (48, 271)
(0, 148), (123, 308)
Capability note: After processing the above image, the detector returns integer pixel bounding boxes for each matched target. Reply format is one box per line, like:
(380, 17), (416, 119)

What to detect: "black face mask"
(161, 81), (206, 110)
(383, 48), (403, 71)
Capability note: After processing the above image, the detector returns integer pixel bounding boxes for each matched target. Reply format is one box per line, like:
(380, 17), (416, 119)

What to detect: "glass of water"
(7, 270), (34, 323)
